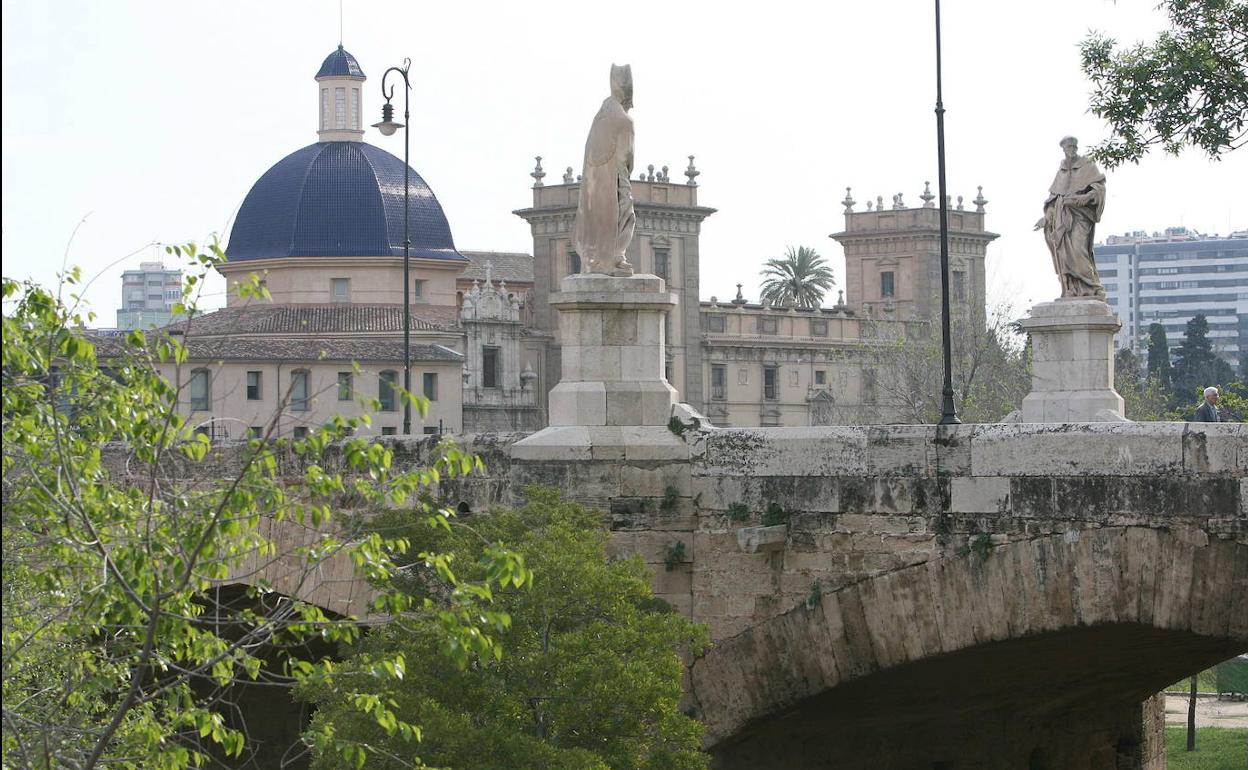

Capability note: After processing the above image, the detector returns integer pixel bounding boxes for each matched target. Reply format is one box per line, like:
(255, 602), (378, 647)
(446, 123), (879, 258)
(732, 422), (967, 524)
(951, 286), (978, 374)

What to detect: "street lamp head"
(372, 101), (404, 136)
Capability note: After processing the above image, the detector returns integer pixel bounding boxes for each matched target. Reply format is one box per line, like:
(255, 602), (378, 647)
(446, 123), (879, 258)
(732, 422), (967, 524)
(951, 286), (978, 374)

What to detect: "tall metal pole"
(934, 0), (960, 425)
(401, 71), (412, 435)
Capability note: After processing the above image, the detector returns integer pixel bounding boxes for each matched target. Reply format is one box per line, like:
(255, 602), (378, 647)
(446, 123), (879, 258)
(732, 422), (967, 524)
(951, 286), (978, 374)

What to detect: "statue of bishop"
(573, 64), (636, 276)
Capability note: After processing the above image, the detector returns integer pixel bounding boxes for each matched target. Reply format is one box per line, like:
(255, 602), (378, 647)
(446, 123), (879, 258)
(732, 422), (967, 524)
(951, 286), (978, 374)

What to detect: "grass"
(1164, 727), (1247, 769)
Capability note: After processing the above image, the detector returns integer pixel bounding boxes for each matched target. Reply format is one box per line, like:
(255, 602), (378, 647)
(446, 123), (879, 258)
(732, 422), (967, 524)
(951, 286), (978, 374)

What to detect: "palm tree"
(758, 246), (835, 309)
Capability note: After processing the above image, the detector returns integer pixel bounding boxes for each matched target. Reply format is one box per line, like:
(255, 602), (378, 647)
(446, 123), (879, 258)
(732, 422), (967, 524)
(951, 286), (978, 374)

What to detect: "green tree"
(1, 248), (528, 770)
(1146, 322), (1174, 389)
(1115, 348), (1177, 420)
(1170, 313), (1236, 408)
(758, 246), (835, 309)
(302, 488), (709, 770)
(1080, 0), (1248, 168)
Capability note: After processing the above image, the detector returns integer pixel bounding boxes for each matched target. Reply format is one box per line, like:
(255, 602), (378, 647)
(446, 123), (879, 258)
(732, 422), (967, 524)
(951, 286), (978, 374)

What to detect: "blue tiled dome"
(226, 142), (465, 262)
(316, 45), (365, 79)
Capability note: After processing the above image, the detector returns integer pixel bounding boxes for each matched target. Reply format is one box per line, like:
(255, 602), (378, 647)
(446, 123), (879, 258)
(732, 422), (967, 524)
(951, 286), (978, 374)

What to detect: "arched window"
(379, 370), (398, 412)
(290, 370), (310, 412)
(189, 368), (211, 411)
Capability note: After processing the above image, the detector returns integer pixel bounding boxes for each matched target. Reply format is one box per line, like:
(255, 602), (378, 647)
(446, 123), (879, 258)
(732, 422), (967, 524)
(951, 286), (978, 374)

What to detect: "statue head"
(610, 64), (633, 111)
(1059, 135), (1079, 161)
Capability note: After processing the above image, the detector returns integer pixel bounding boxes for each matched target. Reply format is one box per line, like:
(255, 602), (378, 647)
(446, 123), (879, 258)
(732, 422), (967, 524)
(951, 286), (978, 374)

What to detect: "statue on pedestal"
(573, 64), (635, 276)
(1035, 136), (1107, 298)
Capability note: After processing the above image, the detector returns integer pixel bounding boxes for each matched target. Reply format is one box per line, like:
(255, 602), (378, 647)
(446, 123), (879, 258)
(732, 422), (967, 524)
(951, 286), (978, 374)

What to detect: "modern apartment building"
(116, 261), (183, 330)
(1094, 228), (1248, 368)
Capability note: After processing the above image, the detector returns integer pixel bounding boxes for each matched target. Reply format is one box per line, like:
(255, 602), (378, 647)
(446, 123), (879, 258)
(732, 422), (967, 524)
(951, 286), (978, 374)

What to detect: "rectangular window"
(331, 277), (349, 302)
(863, 368), (878, 404)
(711, 365), (726, 400)
(334, 87), (346, 129)
(246, 370), (262, 400)
(249, 426), (262, 439)
(952, 270), (966, 302)
(189, 369), (210, 411)
(423, 372), (438, 401)
(738, 368), (749, 386)
(568, 251), (581, 275)
(290, 371), (310, 412)
(653, 249), (669, 279)
(706, 314), (725, 333)
(763, 366), (779, 401)
(758, 316), (778, 335)
(482, 347), (500, 388)
(293, 426), (308, 439)
(412, 279), (424, 298)
(381, 426), (397, 436)
(321, 88), (329, 130)
(811, 319), (828, 336)
(880, 271), (896, 298)
(379, 371), (397, 412)
(352, 87), (360, 129)
(337, 372), (353, 401)
(815, 370), (827, 385)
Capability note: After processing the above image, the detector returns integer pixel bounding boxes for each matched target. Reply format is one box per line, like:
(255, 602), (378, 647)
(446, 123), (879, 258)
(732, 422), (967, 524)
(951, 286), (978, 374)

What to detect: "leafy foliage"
(1170, 314), (1237, 408)
(1, 246), (528, 769)
(1081, 0), (1248, 167)
(1115, 348), (1179, 421)
(301, 488), (709, 770)
(1147, 322), (1173, 387)
(758, 246), (835, 309)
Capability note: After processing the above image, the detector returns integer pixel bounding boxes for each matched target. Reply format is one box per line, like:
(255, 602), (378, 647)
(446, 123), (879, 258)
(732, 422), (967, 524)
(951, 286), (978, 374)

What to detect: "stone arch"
(690, 526), (1247, 757)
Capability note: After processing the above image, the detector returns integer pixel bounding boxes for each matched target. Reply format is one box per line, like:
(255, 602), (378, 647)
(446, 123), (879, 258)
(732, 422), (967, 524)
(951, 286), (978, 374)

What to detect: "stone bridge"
(186, 421), (1246, 769)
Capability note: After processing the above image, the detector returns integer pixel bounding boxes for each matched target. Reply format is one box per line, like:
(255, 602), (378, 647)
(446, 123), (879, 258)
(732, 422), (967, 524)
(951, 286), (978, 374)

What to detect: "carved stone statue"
(1035, 136), (1107, 298)
(572, 64), (635, 276)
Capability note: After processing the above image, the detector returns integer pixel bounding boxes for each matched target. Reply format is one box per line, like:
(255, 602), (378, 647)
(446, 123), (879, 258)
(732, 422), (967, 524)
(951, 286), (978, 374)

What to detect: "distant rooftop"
(460, 251), (534, 284)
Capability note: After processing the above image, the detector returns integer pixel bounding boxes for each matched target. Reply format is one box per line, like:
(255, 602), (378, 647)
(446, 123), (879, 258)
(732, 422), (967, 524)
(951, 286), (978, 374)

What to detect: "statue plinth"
(1018, 298), (1126, 422)
(547, 273), (678, 427)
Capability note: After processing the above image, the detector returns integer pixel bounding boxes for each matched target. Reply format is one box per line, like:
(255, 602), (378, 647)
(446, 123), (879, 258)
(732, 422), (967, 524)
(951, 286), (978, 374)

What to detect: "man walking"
(1194, 387), (1221, 422)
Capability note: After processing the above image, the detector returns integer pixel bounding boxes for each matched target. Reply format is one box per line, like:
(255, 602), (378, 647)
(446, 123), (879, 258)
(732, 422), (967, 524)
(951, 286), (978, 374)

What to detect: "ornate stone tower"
(514, 157), (715, 420)
(830, 185), (997, 321)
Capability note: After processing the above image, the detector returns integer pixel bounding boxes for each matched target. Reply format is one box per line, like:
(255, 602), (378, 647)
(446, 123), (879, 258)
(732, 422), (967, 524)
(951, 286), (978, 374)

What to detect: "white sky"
(3, 0), (1246, 325)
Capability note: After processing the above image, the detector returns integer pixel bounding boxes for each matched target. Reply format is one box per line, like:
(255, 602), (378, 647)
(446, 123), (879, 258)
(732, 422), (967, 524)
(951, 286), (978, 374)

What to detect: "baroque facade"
(131, 46), (995, 435)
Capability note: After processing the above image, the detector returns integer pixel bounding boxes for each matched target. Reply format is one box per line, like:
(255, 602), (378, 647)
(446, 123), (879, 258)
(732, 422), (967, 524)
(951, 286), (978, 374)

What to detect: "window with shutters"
(189, 369), (211, 411)
(379, 370), (397, 412)
(334, 87), (346, 129)
(290, 370), (310, 412)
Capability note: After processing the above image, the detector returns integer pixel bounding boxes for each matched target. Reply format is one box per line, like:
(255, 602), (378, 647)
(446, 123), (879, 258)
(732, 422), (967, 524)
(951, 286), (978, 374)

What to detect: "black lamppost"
(373, 58), (413, 435)
(933, 0), (960, 425)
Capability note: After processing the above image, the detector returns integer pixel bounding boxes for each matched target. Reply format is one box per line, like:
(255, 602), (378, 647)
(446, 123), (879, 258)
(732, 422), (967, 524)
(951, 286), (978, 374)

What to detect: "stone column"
(548, 273), (678, 426)
(1019, 298), (1126, 422)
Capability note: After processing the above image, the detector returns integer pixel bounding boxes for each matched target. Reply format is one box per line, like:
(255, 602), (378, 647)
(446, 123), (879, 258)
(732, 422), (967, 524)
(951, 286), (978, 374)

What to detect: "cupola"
(316, 45), (366, 142)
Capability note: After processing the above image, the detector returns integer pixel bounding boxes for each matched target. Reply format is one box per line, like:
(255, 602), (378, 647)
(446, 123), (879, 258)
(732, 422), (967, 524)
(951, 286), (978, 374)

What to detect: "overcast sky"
(3, 0), (1246, 325)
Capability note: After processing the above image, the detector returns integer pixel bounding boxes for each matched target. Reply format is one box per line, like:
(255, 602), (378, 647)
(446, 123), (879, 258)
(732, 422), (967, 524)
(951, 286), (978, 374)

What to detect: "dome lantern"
(316, 45), (366, 142)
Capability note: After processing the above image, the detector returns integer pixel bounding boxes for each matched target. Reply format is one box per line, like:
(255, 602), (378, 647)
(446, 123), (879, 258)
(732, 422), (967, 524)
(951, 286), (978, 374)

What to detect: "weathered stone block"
(737, 525), (787, 554)
(696, 427), (868, 477)
(971, 423), (1184, 476)
(1182, 423), (1248, 474)
(951, 476), (1011, 513)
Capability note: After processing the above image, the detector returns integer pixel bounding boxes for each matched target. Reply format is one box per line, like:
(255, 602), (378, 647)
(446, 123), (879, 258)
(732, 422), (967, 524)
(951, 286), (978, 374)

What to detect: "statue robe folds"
(1041, 155), (1107, 298)
(573, 92), (635, 275)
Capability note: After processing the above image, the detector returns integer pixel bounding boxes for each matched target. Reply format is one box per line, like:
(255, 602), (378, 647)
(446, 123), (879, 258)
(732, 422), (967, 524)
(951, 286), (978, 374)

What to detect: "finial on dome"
(842, 187), (856, 213)
(920, 181), (935, 208)
(531, 156), (545, 188)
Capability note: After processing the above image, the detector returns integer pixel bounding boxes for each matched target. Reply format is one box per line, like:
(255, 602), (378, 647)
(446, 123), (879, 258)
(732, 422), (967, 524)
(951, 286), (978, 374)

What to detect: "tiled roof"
(169, 304), (460, 335)
(316, 45), (365, 79)
(226, 142), (466, 262)
(96, 335), (462, 364)
(460, 251), (534, 284)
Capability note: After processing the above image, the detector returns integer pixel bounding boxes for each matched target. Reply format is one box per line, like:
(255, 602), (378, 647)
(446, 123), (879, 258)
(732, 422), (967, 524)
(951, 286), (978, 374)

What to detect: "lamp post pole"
(934, 0), (960, 426)
(374, 59), (413, 434)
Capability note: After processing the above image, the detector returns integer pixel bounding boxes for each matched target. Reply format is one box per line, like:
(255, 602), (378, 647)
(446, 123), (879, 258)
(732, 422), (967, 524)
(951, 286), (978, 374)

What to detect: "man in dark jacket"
(1194, 387), (1221, 422)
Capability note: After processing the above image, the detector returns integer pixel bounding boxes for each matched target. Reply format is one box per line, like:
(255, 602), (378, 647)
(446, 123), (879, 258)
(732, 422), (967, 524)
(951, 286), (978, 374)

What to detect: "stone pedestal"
(547, 273), (678, 427)
(1019, 298), (1125, 422)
